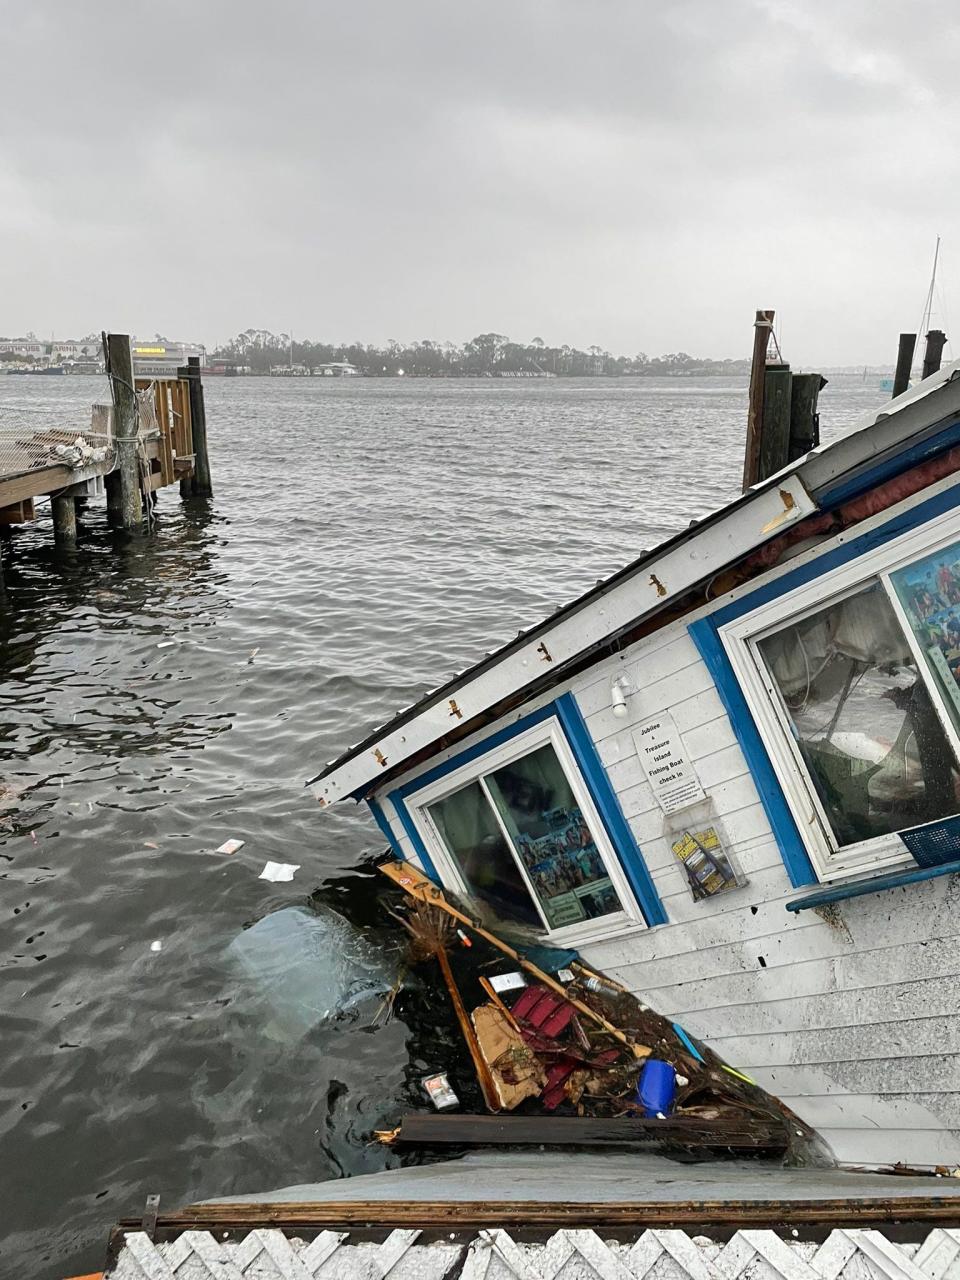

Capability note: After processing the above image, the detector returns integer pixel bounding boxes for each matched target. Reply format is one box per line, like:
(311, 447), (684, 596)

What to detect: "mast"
(915, 236), (941, 377)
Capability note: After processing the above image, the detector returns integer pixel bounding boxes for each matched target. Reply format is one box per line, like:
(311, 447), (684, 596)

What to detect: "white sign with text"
(632, 711), (706, 814)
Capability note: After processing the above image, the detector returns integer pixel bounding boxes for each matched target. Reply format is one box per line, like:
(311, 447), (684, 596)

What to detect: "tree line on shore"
(211, 329), (751, 377)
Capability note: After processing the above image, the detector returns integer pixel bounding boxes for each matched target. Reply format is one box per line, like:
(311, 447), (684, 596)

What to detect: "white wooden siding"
(371, 608), (960, 1169)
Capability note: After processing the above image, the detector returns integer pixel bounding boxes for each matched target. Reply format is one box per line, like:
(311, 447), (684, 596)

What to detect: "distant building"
(131, 339), (206, 379)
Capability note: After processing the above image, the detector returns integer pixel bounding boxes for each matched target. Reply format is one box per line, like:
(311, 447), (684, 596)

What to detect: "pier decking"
(0, 337), (208, 549)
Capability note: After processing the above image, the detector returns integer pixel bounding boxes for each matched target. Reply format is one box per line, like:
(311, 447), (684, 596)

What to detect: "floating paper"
(216, 838), (245, 855)
(259, 860), (300, 883)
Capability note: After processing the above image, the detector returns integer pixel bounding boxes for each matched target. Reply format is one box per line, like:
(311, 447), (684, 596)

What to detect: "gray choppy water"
(0, 374), (887, 1278)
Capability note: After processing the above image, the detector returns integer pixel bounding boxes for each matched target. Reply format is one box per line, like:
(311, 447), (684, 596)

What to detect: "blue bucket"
(637, 1058), (676, 1117)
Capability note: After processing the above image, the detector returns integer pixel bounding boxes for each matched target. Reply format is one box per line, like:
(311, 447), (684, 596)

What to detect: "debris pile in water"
(376, 860), (817, 1160)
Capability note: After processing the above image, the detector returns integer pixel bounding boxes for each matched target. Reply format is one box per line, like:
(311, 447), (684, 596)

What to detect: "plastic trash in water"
(422, 1072), (459, 1110)
(150, 940), (162, 952)
(217, 838), (244, 855)
(224, 904), (395, 1043)
(258, 860), (299, 882)
(637, 1058), (676, 1118)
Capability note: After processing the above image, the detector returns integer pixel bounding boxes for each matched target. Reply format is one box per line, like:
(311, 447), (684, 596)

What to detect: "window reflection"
(425, 741), (623, 932)
(757, 582), (960, 847)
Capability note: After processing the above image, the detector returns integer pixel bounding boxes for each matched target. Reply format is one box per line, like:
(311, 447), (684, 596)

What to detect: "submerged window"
(413, 723), (639, 940)
(729, 524), (960, 879)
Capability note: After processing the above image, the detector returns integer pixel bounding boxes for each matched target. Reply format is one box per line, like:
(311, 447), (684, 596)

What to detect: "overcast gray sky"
(3, 1), (958, 363)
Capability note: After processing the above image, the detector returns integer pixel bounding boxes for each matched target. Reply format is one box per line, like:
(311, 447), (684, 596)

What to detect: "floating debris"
(258, 860), (299, 882)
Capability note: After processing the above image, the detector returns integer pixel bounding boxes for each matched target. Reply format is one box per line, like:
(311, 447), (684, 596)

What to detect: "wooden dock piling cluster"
(742, 310), (826, 491)
(0, 334), (212, 583)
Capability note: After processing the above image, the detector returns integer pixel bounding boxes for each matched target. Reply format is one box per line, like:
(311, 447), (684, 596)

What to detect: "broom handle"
(380, 861), (649, 1060)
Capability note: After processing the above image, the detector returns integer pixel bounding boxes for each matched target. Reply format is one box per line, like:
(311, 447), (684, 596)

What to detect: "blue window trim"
(368, 795), (401, 856)
(688, 477), (960, 890)
(785, 859), (960, 912)
(375, 691), (667, 928)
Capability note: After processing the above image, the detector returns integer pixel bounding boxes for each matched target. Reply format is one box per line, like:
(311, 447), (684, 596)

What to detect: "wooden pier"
(0, 333), (211, 575)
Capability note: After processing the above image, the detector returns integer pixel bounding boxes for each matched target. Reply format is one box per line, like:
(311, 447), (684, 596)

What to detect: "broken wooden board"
(395, 1112), (789, 1153)
(472, 1003), (546, 1109)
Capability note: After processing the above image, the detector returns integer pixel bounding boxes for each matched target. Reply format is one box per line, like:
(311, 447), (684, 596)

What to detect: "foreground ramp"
(103, 1153), (960, 1277)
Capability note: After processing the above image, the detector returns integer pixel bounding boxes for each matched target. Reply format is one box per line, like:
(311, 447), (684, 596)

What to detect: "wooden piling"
(104, 333), (143, 530)
(742, 309), (775, 492)
(178, 356), (212, 497)
(758, 364), (793, 482)
(51, 494), (77, 543)
(922, 329), (947, 380)
(788, 372), (825, 460)
(893, 333), (916, 398)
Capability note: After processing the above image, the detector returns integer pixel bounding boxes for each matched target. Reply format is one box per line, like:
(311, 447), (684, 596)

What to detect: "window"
(724, 521), (960, 880)
(407, 719), (643, 943)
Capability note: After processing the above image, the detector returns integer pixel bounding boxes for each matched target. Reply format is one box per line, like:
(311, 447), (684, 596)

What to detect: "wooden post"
(51, 494), (77, 543)
(104, 333), (143, 529)
(922, 329), (947, 380)
(788, 373), (826, 461)
(742, 309), (775, 492)
(892, 333), (916, 398)
(758, 364), (793, 482)
(178, 356), (212, 497)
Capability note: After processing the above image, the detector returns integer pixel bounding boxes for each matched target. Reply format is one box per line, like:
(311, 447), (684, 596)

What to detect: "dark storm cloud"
(3, 1), (960, 362)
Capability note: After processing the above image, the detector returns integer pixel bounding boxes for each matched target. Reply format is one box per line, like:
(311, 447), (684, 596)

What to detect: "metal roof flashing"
(310, 361), (960, 808)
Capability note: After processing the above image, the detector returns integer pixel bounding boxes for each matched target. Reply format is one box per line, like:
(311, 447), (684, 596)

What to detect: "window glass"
(427, 782), (541, 926)
(757, 582), (960, 848)
(485, 743), (624, 928)
(889, 539), (960, 737)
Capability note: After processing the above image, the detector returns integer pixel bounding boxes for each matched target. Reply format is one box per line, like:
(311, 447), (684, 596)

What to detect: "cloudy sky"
(3, 2), (958, 363)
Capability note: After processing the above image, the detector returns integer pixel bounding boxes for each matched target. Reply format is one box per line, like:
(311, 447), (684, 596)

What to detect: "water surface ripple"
(0, 374), (887, 1277)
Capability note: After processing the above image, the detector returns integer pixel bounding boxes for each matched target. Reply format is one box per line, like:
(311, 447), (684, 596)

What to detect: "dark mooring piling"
(177, 356), (213, 498)
(742, 310), (826, 490)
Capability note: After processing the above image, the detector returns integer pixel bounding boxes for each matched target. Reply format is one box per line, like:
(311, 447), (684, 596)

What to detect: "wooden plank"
(0, 463), (111, 509)
(758, 366), (793, 482)
(743, 308), (776, 491)
(789, 373), (824, 460)
(117, 1196), (960, 1234)
(396, 1113), (788, 1150)
(0, 498), (36, 524)
(434, 945), (502, 1112)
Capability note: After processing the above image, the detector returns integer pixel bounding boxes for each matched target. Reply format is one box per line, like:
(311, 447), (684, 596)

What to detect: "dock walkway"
(0, 358), (198, 534)
(104, 1153), (960, 1278)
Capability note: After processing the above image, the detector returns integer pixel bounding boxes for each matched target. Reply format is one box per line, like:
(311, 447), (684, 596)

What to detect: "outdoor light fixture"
(610, 672), (638, 719)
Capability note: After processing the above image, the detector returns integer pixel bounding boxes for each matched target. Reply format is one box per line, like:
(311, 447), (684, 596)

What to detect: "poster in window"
(670, 825), (744, 900)
(889, 541), (960, 723)
(514, 806), (617, 926)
